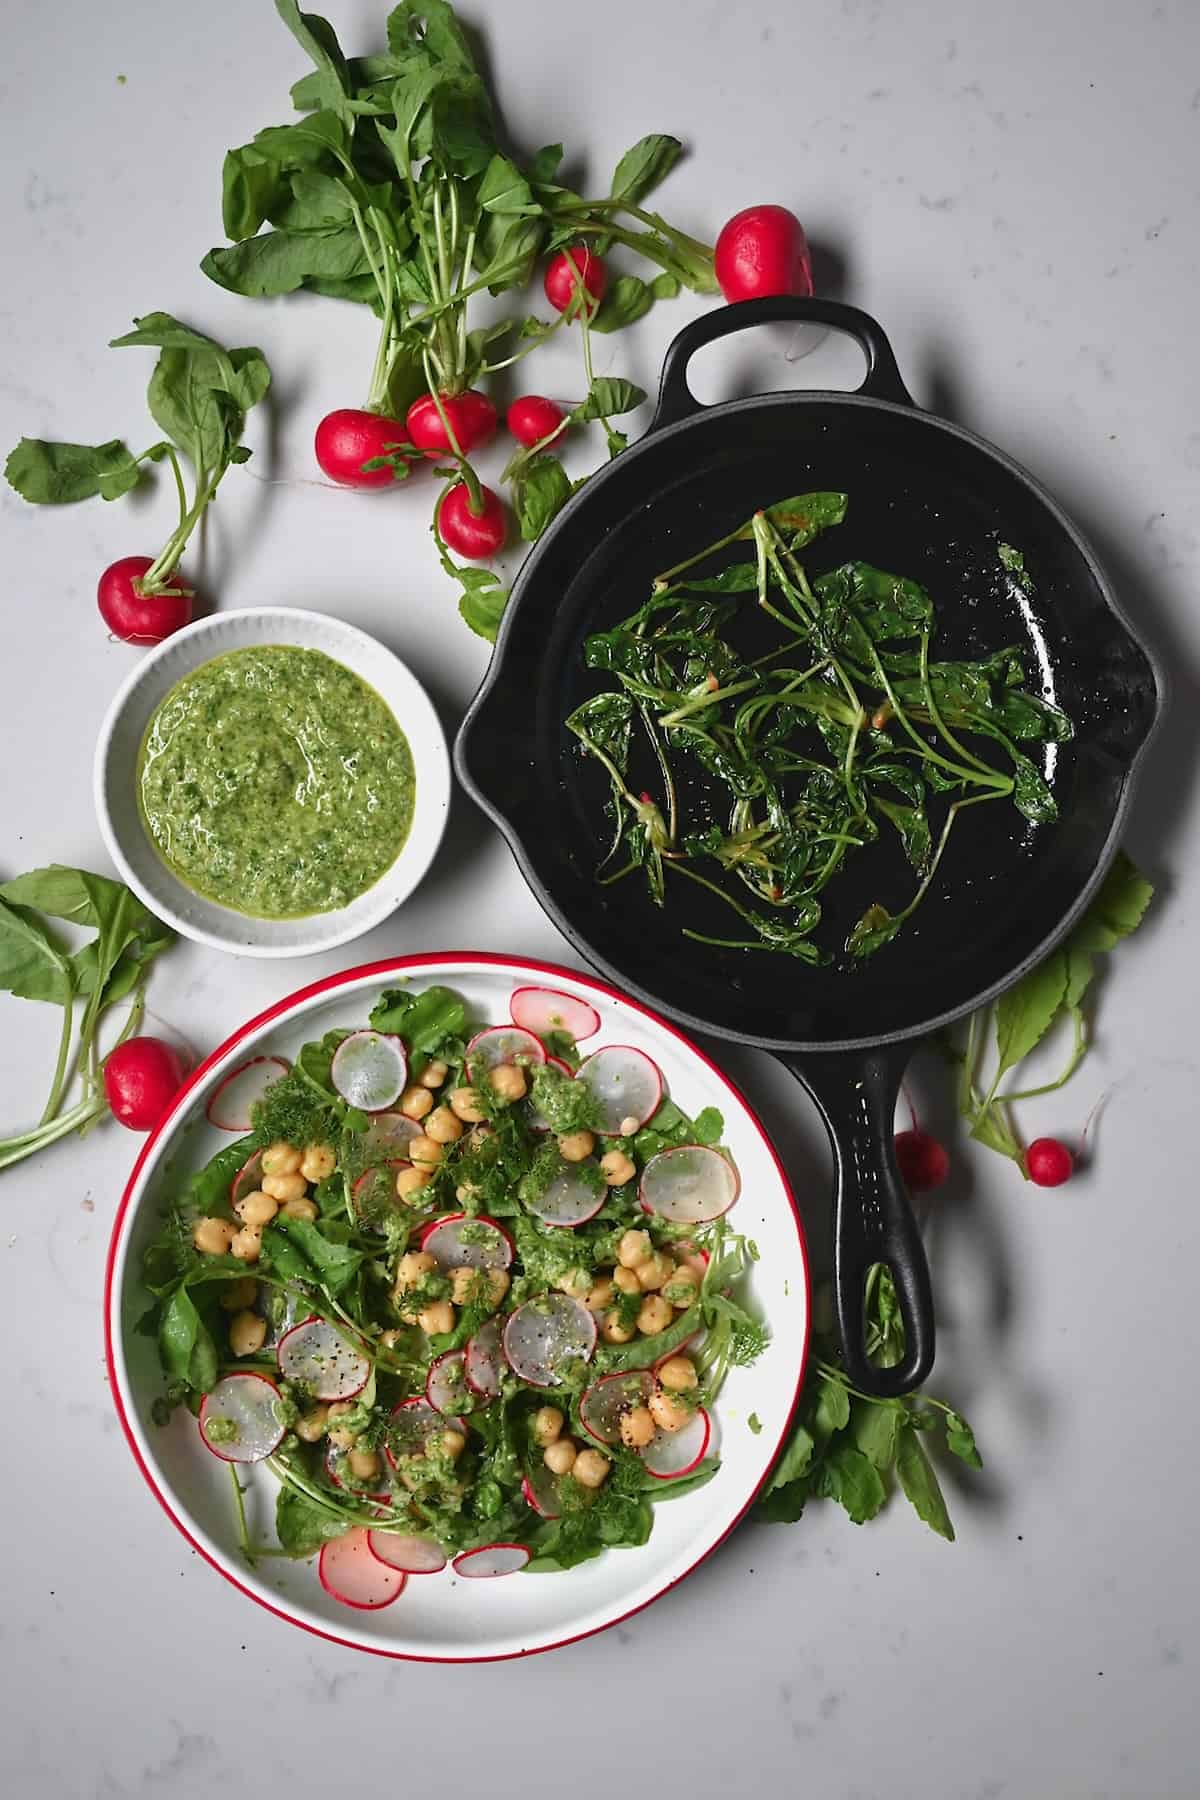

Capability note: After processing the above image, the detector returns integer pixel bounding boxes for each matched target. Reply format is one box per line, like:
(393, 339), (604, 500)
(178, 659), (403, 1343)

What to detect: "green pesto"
(137, 646), (415, 919)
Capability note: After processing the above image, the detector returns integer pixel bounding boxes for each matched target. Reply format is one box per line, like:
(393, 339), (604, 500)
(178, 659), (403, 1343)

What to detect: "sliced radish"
(426, 1349), (472, 1417)
(367, 1530), (447, 1575)
(364, 1112), (421, 1156)
(509, 986), (601, 1043)
(640, 1405), (712, 1480)
(277, 1317), (370, 1400)
(546, 1056), (574, 1076)
(576, 1046), (663, 1135)
(465, 1025), (547, 1070)
(640, 1145), (740, 1223)
(229, 1149), (264, 1207)
(198, 1372), (285, 1463)
(502, 1296), (597, 1387)
(465, 1318), (503, 1400)
(386, 1396), (467, 1465)
(351, 1164), (407, 1222)
(579, 1369), (655, 1446)
(206, 1056), (290, 1131)
(452, 1543), (530, 1578)
(652, 1332), (700, 1373)
(522, 1164), (606, 1228)
(325, 1442), (391, 1502)
(319, 1528), (407, 1610)
(330, 1031), (408, 1111)
(418, 1212), (514, 1271)
(521, 1467), (562, 1520)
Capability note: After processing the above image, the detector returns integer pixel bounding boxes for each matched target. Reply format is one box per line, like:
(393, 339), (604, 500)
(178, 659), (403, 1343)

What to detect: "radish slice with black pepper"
(452, 1543), (530, 1578)
(206, 1056), (290, 1131)
(521, 1468), (562, 1519)
(509, 987), (601, 1042)
(576, 1046), (663, 1135)
(522, 1164), (606, 1228)
(386, 1397), (467, 1465)
(640, 1405), (712, 1480)
(418, 1212), (514, 1270)
(330, 1031), (408, 1111)
(319, 1529), (407, 1610)
(351, 1165), (403, 1220)
(579, 1369), (656, 1445)
(197, 1372), (285, 1463)
(229, 1148), (264, 1208)
(364, 1111), (421, 1156)
(277, 1317), (370, 1400)
(426, 1349), (473, 1416)
(465, 1025), (547, 1069)
(465, 1318), (503, 1399)
(640, 1145), (740, 1223)
(502, 1295), (597, 1387)
(367, 1531), (447, 1575)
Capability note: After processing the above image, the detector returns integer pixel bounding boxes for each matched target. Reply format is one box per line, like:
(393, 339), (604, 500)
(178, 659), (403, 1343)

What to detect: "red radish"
(546, 1056), (574, 1077)
(330, 1031), (407, 1112)
(714, 204), (813, 302)
(502, 1295), (597, 1387)
(640, 1405), (711, 1479)
(544, 246), (607, 317)
(319, 1529), (407, 1609)
(206, 1055), (290, 1131)
(576, 1045), (664, 1135)
(277, 1317), (370, 1400)
(465, 1025), (547, 1070)
(465, 1318), (503, 1400)
(1026, 1137), (1074, 1187)
(198, 1372), (285, 1464)
(521, 1469), (562, 1520)
(652, 1332), (699, 1373)
(314, 408), (411, 489)
(102, 1036), (186, 1132)
(895, 1128), (950, 1192)
(97, 555), (192, 646)
(406, 389), (497, 457)
(580, 1369), (655, 1446)
(418, 1212), (515, 1271)
(639, 1145), (739, 1224)
(387, 1396), (467, 1457)
(506, 396), (566, 450)
(522, 1164), (606, 1228)
(364, 1111), (421, 1156)
(437, 481), (507, 559)
(367, 1530), (447, 1575)
(426, 1348), (472, 1417)
(351, 1165), (404, 1219)
(451, 1543), (530, 1578)
(230, 1149), (265, 1208)
(509, 986), (601, 1043)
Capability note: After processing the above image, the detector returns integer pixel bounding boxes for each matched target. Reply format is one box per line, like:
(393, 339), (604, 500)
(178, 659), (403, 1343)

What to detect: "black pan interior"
(459, 392), (1158, 1048)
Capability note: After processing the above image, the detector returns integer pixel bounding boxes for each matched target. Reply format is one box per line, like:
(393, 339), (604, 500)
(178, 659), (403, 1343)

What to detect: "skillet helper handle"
(652, 296), (915, 428)
(788, 1044), (935, 1397)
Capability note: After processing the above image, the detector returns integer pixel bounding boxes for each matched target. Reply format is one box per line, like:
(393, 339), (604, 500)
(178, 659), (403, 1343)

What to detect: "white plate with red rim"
(105, 953), (810, 1662)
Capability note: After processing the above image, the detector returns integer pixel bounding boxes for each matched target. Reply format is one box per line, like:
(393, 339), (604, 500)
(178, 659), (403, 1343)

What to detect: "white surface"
(1, 0), (1197, 1793)
(95, 608), (451, 955)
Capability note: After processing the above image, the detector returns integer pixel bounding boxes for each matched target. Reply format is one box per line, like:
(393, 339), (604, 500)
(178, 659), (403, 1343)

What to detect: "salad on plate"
(140, 980), (766, 1610)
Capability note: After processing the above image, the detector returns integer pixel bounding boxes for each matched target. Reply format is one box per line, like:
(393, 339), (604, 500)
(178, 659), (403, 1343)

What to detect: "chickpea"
(348, 1448), (382, 1483)
(230, 1224), (263, 1264)
(466, 1125), (494, 1150)
(424, 1105), (464, 1146)
(219, 1276), (258, 1312)
(451, 1265), (510, 1308)
(261, 1142), (302, 1178)
(573, 1448), (611, 1490)
(418, 1300), (456, 1337)
(395, 1165), (433, 1201)
(600, 1150), (636, 1187)
(619, 1116), (641, 1139)
(399, 1084), (434, 1121)
(378, 1329), (401, 1351)
(658, 1355), (698, 1393)
(619, 1405), (656, 1449)
(664, 1264), (702, 1309)
(262, 1171), (308, 1204)
(602, 1311), (636, 1345)
(193, 1216), (235, 1256)
(294, 1404), (330, 1443)
(234, 1189), (278, 1228)
(299, 1144), (336, 1183)
(637, 1294), (673, 1336)
(649, 1386), (692, 1433)
(449, 1086), (487, 1123)
(585, 1277), (615, 1313)
(228, 1310), (267, 1357)
(394, 1250), (436, 1296)
(408, 1135), (443, 1170)
(557, 1268), (593, 1300)
(613, 1265), (641, 1295)
(488, 1062), (527, 1102)
(420, 1059), (449, 1089)
(439, 1428), (466, 1461)
(617, 1228), (653, 1269)
(636, 1250), (675, 1292)
(279, 1197), (319, 1222)
(533, 1406), (564, 1447)
(455, 1182), (482, 1205)
(543, 1437), (578, 1476)
(557, 1129), (595, 1163)
(327, 1401), (359, 1450)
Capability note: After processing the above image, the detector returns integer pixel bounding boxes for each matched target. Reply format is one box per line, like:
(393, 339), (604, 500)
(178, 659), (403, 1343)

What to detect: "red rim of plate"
(103, 951), (810, 1666)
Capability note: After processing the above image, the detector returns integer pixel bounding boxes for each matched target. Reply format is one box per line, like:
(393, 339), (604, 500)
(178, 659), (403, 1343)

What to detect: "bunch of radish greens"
(203, 0), (717, 638)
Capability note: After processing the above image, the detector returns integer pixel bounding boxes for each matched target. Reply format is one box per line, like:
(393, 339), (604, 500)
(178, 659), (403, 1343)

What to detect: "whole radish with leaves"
(4, 315), (270, 646)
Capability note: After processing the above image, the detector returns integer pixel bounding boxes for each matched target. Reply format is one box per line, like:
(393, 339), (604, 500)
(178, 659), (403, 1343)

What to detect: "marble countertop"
(2, 1), (1198, 1794)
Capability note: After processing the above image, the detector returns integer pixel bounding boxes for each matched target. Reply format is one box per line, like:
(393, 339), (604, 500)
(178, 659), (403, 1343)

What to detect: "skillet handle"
(782, 1044), (935, 1397)
(652, 296), (914, 429)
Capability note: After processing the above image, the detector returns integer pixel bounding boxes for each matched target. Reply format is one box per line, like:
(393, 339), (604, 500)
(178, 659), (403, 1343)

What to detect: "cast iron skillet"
(455, 296), (1161, 1396)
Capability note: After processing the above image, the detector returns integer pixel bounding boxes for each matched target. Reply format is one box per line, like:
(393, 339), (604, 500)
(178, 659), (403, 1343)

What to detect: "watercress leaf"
(159, 1286), (219, 1392)
(591, 274), (654, 334)
(569, 377), (647, 423)
(368, 984), (466, 1061)
(944, 1409), (983, 1470)
(993, 949), (1067, 1078)
(819, 1441), (887, 1524)
(4, 437), (143, 505)
(851, 1397), (901, 1471)
(692, 1106), (724, 1146)
(265, 1214), (363, 1294)
(275, 1483), (349, 1557)
(0, 897), (73, 1005)
(895, 1423), (955, 1540)
(609, 134), (683, 207)
(511, 453), (573, 542)
(202, 225), (371, 299)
